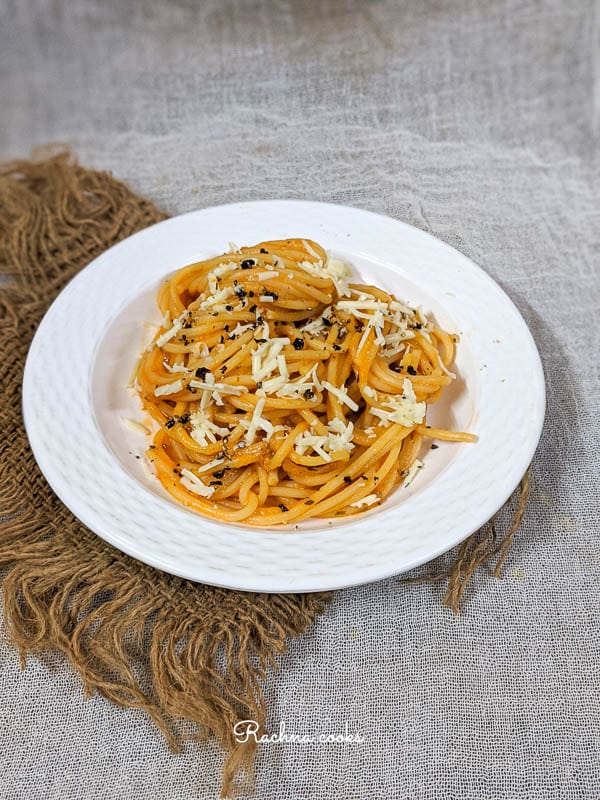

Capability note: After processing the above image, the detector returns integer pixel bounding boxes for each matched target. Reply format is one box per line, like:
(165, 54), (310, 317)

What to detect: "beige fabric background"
(1, 1), (599, 798)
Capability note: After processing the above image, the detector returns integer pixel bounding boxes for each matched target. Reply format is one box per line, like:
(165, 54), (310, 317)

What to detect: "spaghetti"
(133, 239), (475, 525)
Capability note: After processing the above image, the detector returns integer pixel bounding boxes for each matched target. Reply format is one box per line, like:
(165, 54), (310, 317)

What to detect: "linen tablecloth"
(2, 1), (598, 798)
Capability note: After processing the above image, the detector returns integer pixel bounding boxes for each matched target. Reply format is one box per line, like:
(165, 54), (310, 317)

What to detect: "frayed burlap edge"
(0, 149), (530, 796)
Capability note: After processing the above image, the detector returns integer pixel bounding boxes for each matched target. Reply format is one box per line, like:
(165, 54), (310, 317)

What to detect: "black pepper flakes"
(260, 248), (268, 254)
(209, 480), (223, 486)
(165, 419), (176, 429)
(278, 504), (288, 512)
(430, 444), (439, 450)
(294, 319), (307, 328)
(407, 365), (417, 375)
(293, 338), (305, 350)
(263, 290), (278, 300)
(305, 499), (314, 505)
(343, 476), (352, 484)
(249, 304), (257, 313)
(332, 344), (342, 351)
(322, 316), (333, 327)
(225, 305), (233, 312)
(195, 366), (209, 379)
(213, 469), (226, 478)
(241, 259), (255, 269)
(303, 388), (315, 400)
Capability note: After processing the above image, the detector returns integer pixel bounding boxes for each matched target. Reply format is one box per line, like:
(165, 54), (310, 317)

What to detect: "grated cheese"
(251, 337), (290, 383)
(437, 353), (457, 380)
(154, 378), (184, 397)
(369, 378), (426, 428)
(294, 417), (355, 462)
(155, 318), (183, 348)
(189, 409), (230, 447)
(350, 494), (379, 509)
(188, 379), (246, 395)
(211, 260), (238, 278)
(163, 361), (191, 374)
(301, 239), (320, 260)
(230, 322), (255, 337)
(297, 256), (352, 297)
(404, 459), (423, 487)
(322, 380), (359, 412)
(180, 468), (216, 498)
(121, 418), (150, 437)
(244, 397), (266, 444)
(199, 285), (236, 310)
(196, 455), (226, 474)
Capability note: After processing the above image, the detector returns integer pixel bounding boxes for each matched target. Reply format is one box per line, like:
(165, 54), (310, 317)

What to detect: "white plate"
(23, 201), (545, 592)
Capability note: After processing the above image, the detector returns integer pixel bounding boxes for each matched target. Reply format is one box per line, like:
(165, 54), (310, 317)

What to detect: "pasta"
(133, 239), (476, 525)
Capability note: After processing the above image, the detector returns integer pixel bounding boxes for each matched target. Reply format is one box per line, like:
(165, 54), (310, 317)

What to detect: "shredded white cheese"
(198, 285), (236, 310)
(404, 459), (424, 487)
(121, 418), (150, 436)
(321, 380), (359, 412)
(229, 322), (255, 338)
(188, 379), (246, 395)
(437, 353), (457, 380)
(350, 494), (379, 509)
(369, 379), (426, 428)
(196, 456), (226, 474)
(251, 337), (290, 383)
(189, 410), (230, 447)
(294, 418), (355, 462)
(244, 397), (266, 444)
(297, 256), (352, 297)
(163, 361), (191, 373)
(211, 260), (238, 278)
(155, 318), (183, 348)
(301, 239), (320, 260)
(154, 378), (184, 397)
(180, 468), (216, 498)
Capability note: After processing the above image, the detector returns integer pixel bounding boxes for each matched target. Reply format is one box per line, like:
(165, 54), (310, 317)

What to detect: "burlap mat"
(0, 151), (530, 796)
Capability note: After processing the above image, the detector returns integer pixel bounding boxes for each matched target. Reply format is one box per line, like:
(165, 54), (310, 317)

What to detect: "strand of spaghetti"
(416, 425), (477, 442)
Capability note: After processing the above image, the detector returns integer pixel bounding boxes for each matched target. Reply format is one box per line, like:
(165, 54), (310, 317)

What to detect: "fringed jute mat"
(0, 150), (530, 796)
